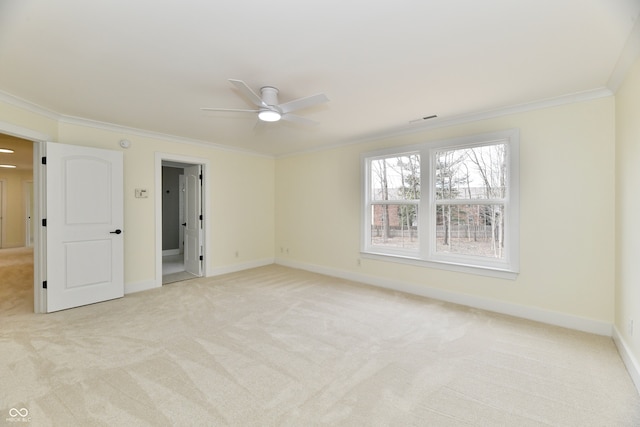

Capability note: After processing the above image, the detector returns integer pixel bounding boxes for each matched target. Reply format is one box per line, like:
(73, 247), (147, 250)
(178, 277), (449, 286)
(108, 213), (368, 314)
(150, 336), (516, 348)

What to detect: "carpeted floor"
(1, 248), (640, 426)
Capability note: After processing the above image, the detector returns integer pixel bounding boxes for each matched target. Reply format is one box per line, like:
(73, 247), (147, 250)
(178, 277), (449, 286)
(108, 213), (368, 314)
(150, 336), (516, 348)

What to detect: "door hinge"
(42, 218), (47, 227)
(42, 281), (47, 289)
(41, 156), (46, 165)
(199, 214), (203, 221)
(199, 173), (203, 181)
(199, 255), (203, 261)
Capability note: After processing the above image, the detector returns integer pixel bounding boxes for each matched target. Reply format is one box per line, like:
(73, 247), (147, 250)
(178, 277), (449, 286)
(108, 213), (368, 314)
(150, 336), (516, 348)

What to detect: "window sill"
(360, 251), (519, 280)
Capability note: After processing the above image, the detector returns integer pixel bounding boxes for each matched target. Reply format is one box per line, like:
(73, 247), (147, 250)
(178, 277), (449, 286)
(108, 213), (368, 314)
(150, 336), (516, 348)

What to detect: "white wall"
(276, 97), (616, 333)
(615, 55), (640, 385)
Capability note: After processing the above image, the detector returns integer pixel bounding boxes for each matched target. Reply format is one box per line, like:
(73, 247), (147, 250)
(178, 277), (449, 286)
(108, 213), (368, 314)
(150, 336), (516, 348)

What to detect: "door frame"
(0, 120), (50, 313)
(155, 152), (210, 286)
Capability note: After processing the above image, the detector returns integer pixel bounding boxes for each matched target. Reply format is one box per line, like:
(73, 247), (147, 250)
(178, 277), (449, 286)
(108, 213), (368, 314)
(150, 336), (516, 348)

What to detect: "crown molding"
(279, 87), (613, 159)
(0, 85), (615, 160)
(0, 90), (61, 122)
(0, 90), (273, 159)
(57, 115), (273, 159)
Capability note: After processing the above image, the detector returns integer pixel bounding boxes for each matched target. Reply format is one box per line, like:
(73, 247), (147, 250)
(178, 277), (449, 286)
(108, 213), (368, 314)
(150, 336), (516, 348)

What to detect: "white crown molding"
(209, 258), (275, 277)
(0, 90), (61, 122)
(348, 88), (613, 146)
(279, 87), (613, 159)
(0, 85), (614, 160)
(0, 89), (273, 159)
(608, 15), (640, 93)
(58, 115), (273, 159)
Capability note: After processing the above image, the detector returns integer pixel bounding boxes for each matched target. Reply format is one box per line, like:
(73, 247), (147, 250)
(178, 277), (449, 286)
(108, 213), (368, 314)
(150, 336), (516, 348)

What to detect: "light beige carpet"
(1, 255), (639, 426)
(0, 246), (34, 316)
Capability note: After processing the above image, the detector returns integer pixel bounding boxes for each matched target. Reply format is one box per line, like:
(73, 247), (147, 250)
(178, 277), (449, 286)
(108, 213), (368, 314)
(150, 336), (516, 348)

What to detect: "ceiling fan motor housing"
(260, 86), (279, 109)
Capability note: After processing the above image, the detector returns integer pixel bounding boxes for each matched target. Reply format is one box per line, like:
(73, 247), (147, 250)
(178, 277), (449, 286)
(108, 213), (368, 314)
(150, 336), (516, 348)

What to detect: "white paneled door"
(46, 142), (124, 312)
(183, 165), (202, 276)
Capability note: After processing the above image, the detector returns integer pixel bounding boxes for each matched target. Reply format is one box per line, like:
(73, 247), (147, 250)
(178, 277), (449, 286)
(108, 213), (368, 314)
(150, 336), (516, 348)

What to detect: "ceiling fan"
(201, 79), (329, 124)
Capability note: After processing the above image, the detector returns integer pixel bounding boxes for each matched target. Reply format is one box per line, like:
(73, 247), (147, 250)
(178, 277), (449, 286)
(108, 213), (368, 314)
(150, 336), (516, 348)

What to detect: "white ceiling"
(1, 0), (639, 157)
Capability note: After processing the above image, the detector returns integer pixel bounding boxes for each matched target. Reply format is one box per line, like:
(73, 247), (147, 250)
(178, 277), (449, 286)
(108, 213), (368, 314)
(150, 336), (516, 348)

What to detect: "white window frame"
(361, 129), (519, 279)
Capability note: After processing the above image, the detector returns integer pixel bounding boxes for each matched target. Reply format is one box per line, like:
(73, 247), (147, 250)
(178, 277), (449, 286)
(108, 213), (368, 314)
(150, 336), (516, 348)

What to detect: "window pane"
(370, 154), (420, 201)
(435, 204), (505, 259)
(435, 144), (506, 200)
(371, 204), (419, 250)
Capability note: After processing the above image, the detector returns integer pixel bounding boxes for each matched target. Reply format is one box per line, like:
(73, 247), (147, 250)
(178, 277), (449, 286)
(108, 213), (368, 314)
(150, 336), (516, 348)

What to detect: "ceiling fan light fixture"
(258, 109), (281, 122)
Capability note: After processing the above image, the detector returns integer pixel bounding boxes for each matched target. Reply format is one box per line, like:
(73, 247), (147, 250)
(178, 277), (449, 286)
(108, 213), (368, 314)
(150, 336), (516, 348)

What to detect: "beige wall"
(615, 56), (640, 367)
(0, 89), (621, 331)
(0, 102), (275, 288)
(57, 122), (276, 286)
(276, 97), (616, 327)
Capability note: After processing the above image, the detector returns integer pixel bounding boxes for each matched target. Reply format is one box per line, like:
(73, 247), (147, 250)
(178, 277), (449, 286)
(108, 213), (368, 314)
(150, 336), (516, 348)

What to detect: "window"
(362, 130), (519, 278)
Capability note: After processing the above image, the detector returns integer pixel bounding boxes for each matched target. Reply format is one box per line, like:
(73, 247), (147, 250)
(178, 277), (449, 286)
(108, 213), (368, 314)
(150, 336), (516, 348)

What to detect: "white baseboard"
(125, 279), (159, 294)
(209, 258), (275, 277)
(124, 258), (274, 294)
(613, 326), (640, 394)
(276, 258), (613, 337)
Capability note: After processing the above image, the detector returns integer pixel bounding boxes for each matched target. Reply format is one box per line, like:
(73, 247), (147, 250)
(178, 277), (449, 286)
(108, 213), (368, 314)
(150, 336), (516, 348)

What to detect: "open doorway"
(0, 133), (35, 315)
(160, 158), (206, 285)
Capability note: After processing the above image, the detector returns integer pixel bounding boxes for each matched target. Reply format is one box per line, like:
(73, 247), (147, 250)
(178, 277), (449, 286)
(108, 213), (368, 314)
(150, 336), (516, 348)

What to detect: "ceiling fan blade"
(279, 93), (329, 114)
(281, 113), (319, 125)
(201, 107), (260, 113)
(229, 79), (266, 108)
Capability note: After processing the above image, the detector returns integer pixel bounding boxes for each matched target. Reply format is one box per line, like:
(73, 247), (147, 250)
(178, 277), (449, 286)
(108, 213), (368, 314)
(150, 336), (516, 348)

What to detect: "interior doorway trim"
(0, 120), (50, 313)
(154, 152), (211, 286)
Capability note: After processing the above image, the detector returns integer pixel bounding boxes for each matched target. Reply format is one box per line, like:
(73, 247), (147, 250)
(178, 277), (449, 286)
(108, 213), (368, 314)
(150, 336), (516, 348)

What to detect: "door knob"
(110, 229), (122, 234)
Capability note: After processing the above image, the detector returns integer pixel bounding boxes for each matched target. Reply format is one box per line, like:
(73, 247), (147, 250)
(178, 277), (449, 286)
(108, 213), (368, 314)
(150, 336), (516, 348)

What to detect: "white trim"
(34, 141), (46, 313)
(0, 89), (271, 158)
(276, 257), (612, 336)
(361, 129), (519, 277)
(60, 115), (272, 159)
(360, 252), (518, 280)
(278, 88), (612, 158)
(155, 152), (211, 287)
(125, 279), (159, 295)
(0, 120), (51, 143)
(209, 258), (275, 277)
(0, 91), (61, 122)
(613, 326), (640, 394)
